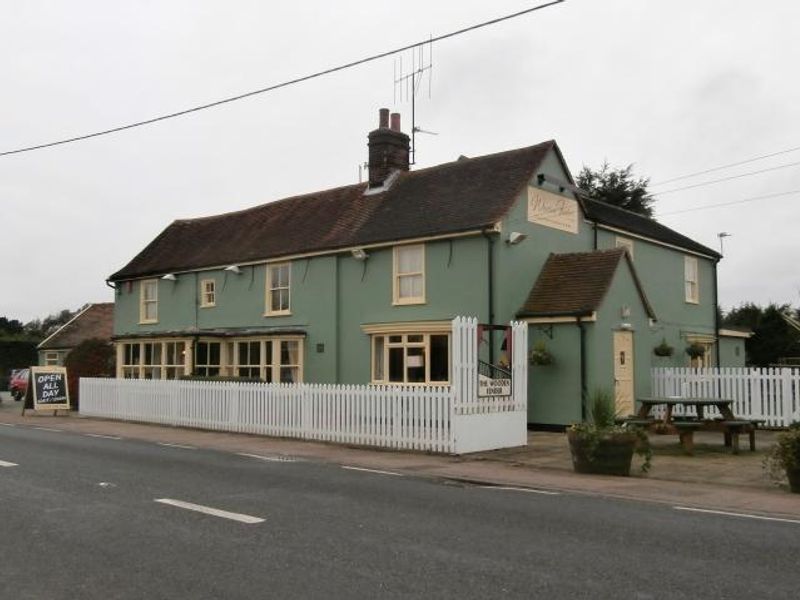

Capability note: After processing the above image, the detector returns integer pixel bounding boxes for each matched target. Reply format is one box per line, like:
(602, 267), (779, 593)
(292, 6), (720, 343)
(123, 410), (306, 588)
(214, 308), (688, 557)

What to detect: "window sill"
(684, 299), (700, 305)
(200, 304), (215, 309)
(264, 311), (292, 318)
(138, 319), (158, 325)
(392, 299), (426, 306)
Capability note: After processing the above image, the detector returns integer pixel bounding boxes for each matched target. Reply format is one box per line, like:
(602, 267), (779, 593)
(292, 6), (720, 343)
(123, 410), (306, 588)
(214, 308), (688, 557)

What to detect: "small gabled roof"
(582, 198), (721, 259)
(38, 303), (114, 350)
(109, 141), (556, 281)
(517, 248), (656, 319)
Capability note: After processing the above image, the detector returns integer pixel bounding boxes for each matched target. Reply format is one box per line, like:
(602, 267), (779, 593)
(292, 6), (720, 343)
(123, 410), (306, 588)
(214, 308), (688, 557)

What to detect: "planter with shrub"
(764, 423), (800, 493)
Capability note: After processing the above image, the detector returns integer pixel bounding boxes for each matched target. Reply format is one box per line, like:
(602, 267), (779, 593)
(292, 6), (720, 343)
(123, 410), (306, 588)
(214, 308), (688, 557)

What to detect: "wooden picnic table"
(629, 397), (760, 455)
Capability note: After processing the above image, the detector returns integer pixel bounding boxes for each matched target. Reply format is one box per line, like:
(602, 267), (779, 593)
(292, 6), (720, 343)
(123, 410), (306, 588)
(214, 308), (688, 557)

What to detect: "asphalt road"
(1, 422), (798, 599)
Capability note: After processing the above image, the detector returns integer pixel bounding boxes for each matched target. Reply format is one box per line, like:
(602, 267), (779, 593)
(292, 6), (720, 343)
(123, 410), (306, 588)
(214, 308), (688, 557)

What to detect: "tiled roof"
(109, 141), (556, 281)
(517, 248), (656, 319)
(38, 303), (114, 350)
(582, 198), (721, 258)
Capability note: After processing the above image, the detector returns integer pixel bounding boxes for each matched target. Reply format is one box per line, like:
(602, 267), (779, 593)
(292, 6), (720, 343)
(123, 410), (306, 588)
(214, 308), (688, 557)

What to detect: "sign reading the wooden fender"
(527, 187), (578, 234)
(31, 366), (70, 411)
(478, 375), (512, 398)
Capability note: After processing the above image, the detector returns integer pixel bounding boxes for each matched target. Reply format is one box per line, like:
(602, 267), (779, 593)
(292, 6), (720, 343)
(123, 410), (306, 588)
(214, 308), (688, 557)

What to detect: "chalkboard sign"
(30, 366), (70, 411)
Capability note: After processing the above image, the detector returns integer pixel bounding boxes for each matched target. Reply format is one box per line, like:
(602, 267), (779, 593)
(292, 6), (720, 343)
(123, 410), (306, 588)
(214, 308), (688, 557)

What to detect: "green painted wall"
(718, 337), (746, 368)
(527, 325), (582, 425)
(596, 229), (718, 367)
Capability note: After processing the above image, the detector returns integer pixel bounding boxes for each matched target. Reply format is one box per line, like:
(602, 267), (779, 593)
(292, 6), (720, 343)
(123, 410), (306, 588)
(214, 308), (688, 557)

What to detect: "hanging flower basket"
(685, 342), (706, 359)
(529, 340), (554, 366)
(653, 339), (674, 357)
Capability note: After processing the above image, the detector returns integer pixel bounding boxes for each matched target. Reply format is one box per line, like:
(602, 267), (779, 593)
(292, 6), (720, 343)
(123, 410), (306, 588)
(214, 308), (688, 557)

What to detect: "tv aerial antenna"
(394, 37), (435, 165)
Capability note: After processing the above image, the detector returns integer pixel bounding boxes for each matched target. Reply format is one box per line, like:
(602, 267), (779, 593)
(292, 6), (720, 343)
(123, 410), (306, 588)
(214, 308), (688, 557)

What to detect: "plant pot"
(567, 430), (637, 476)
(787, 468), (800, 493)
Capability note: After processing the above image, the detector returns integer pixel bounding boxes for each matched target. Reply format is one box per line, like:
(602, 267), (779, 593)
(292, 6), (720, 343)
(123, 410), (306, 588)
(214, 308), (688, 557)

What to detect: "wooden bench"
(721, 420), (759, 454)
(673, 421), (704, 455)
(616, 417), (655, 428)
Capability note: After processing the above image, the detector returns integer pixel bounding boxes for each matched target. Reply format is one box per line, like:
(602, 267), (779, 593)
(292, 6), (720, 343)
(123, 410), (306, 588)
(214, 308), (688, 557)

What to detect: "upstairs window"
(393, 244), (425, 305)
(139, 279), (158, 323)
(200, 279), (216, 308)
(266, 263), (291, 315)
(684, 256), (699, 304)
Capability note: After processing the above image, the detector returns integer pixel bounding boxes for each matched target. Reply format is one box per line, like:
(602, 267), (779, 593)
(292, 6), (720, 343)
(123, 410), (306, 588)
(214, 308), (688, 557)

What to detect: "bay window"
(372, 333), (449, 384)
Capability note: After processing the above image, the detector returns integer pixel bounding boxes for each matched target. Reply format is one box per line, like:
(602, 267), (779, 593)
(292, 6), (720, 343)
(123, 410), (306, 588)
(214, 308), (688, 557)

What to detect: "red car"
(9, 368), (29, 402)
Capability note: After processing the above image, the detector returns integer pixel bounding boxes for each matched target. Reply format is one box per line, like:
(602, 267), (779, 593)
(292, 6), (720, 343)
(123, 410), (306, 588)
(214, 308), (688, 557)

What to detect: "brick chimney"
(367, 108), (410, 188)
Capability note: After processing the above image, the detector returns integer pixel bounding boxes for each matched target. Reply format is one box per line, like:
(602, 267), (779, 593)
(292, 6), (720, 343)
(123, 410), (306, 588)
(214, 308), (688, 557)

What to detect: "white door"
(613, 331), (635, 416)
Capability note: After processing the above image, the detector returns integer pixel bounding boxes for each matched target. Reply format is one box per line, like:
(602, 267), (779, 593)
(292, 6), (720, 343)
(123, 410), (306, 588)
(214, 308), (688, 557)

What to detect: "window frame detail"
(615, 236), (634, 259)
(139, 279), (159, 324)
(265, 263), (292, 316)
(393, 244), (426, 305)
(200, 278), (216, 308)
(684, 256), (699, 304)
(371, 332), (449, 385)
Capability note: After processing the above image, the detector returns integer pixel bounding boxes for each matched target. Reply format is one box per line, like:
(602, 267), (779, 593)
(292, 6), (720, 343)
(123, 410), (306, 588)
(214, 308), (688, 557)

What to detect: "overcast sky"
(2, 1), (798, 322)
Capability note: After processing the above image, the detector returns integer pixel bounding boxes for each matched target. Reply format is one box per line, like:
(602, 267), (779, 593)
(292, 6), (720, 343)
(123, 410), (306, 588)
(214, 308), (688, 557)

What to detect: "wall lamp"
(161, 273), (177, 281)
(507, 232), (528, 245)
(224, 264), (242, 274)
(351, 248), (368, 261)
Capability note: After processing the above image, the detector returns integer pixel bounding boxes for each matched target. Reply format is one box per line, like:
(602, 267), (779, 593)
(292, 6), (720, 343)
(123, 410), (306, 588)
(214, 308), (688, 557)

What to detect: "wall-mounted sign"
(30, 366), (70, 411)
(478, 374), (512, 398)
(527, 187), (578, 234)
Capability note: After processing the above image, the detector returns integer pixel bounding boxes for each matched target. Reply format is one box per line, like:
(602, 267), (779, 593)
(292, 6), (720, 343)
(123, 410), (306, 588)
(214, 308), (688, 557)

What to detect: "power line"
(657, 188), (800, 216)
(0, 1), (565, 158)
(651, 144), (800, 186)
(651, 159), (800, 196)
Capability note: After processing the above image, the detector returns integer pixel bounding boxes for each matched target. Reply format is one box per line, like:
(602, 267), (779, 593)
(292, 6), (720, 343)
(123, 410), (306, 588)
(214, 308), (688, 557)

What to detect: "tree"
(577, 161), (655, 217)
(723, 303), (800, 367)
(24, 306), (83, 339)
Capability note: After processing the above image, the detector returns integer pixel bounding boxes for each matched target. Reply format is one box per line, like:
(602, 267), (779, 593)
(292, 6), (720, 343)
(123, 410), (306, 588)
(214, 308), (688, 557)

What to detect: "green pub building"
(109, 109), (724, 426)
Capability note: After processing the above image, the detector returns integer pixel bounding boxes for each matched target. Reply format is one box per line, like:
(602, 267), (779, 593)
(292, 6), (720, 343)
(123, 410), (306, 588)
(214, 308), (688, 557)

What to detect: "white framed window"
(195, 341), (222, 377)
(684, 256), (699, 304)
(371, 333), (449, 385)
(266, 263), (291, 315)
(615, 236), (634, 259)
(121, 341), (186, 379)
(228, 338), (304, 383)
(200, 279), (216, 308)
(139, 279), (158, 323)
(393, 244), (425, 305)
(45, 352), (60, 366)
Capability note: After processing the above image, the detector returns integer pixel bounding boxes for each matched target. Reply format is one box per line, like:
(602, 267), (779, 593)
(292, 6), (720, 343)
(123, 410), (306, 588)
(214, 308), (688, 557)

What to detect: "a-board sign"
(31, 366), (70, 411)
(478, 374), (512, 398)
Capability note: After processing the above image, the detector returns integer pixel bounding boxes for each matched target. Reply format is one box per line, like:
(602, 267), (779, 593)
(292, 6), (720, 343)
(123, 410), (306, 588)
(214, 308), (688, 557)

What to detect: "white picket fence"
(80, 317), (528, 454)
(652, 367), (800, 427)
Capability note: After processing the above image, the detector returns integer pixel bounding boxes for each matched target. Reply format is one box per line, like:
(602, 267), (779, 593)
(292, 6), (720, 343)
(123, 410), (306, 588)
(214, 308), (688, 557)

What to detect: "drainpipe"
(577, 316), (587, 421)
(592, 221), (598, 250)
(712, 259), (720, 368)
(483, 231), (496, 364)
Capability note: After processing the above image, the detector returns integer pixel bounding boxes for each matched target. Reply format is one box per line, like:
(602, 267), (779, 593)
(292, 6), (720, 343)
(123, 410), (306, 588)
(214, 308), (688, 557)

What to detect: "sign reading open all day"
(31, 366), (71, 411)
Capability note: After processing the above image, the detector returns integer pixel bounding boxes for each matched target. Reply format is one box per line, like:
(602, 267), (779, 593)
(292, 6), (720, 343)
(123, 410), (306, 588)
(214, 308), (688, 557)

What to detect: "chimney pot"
(379, 108), (390, 129)
(390, 113), (401, 132)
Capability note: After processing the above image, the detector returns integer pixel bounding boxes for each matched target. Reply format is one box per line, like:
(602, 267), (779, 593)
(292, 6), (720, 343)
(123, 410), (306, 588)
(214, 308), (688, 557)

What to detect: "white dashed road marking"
(0, 459), (18, 467)
(238, 452), (297, 463)
(481, 486), (560, 495)
(674, 506), (800, 525)
(0, 422), (16, 427)
(341, 466), (402, 476)
(33, 427), (62, 432)
(155, 499), (264, 524)
(85, 434), (122, 440)
(157, 442), (196, 450)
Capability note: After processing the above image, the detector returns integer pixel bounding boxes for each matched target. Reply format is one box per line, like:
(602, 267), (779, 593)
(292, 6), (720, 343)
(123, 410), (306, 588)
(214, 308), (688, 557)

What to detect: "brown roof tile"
(517, 249), (655, 319)
(38, 303), (114, 350)
(109, 141), (555, 280)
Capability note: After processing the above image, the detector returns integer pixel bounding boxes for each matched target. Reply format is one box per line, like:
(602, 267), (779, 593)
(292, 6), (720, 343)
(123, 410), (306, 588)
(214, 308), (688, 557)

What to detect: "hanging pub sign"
(30, 366), (71, 412)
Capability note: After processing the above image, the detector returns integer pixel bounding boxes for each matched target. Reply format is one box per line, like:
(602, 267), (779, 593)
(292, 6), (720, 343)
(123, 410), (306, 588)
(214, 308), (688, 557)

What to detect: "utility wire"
(658, 188), (800, 216)
(651, 159), (800, 196)
(0, 0), (565, 158)
(651, 144), (800, 186)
